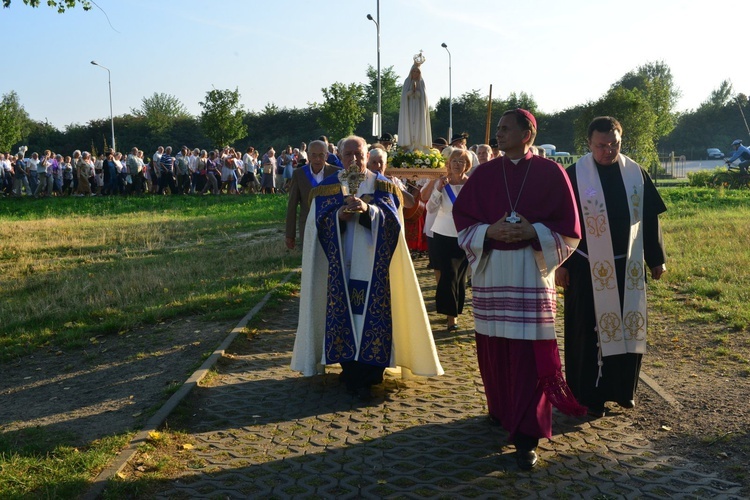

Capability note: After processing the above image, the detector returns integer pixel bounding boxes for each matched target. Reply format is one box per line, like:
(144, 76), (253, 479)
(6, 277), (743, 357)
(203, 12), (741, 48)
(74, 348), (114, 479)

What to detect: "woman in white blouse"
(425, 148), (471, 330)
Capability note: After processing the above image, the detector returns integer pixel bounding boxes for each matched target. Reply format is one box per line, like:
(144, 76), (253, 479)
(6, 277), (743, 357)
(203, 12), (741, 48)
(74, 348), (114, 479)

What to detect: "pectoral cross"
(505, 211), (521, 224)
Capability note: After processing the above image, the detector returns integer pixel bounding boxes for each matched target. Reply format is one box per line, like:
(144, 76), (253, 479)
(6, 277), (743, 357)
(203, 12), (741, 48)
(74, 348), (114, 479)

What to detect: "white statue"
(397, 51), (432, 152)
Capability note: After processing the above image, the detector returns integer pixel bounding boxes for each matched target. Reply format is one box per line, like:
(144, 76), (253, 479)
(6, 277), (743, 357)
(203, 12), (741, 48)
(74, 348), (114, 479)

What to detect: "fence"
(659, 152), (687, 178)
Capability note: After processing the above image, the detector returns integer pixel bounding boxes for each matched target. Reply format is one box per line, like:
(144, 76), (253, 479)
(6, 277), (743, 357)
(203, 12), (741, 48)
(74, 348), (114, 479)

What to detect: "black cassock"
(562, 161), (667, 408)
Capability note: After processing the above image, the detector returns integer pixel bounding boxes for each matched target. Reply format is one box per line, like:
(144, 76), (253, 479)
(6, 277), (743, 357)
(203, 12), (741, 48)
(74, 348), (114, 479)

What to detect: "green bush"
(687, 168), (719, 187)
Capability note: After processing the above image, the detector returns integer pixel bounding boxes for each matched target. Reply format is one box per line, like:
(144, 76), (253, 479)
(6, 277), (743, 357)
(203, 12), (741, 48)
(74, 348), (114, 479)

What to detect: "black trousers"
(432, 232), (469, 317)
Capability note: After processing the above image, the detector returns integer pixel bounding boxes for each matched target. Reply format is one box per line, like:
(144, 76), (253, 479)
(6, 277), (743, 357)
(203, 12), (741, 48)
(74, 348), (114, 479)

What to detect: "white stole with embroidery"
(576, 153), (647, 356)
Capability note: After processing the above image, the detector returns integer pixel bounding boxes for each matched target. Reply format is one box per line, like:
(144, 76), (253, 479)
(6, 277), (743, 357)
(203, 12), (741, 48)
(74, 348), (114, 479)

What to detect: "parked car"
(538, 143), (556, 156)
(706, 148), (724, 159)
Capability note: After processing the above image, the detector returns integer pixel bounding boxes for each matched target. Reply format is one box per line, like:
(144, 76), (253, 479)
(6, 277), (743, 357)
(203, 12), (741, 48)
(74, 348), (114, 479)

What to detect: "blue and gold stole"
(311, 173), (402, 367)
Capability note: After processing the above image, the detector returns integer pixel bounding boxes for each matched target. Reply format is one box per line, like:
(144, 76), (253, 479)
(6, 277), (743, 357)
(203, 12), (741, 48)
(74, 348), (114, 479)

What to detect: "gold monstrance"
(340, 159), (366, 213)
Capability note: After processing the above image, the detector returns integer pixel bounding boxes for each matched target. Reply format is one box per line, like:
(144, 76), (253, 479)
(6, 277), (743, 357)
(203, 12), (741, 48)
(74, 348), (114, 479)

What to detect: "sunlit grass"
(651, 188), (750, 330)
(0, 194), (299, 362)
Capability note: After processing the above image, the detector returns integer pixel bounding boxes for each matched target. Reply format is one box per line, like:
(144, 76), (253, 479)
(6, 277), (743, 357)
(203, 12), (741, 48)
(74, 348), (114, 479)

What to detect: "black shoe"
(354, 386), (373, 402)
(617, 399), (635, 409)
(516, 448), (538, 471)
(587, 405), (606, 418)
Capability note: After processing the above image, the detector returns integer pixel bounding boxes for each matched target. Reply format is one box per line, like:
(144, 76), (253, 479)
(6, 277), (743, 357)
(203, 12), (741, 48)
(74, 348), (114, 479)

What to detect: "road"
(663, 159), (725, 178)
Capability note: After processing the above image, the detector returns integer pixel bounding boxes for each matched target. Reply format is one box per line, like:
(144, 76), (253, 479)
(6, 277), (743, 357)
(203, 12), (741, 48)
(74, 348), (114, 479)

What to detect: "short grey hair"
(340, 135), (367, 153)
(307, 140), (327, 152)
(368, 147), (387, 163)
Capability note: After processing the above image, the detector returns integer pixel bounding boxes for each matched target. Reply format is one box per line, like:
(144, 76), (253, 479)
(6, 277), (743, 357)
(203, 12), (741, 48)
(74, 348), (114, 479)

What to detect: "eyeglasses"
(592, 142), (621, 152)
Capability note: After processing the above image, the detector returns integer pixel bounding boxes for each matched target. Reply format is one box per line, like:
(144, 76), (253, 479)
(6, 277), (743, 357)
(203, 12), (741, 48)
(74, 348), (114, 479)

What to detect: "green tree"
(433, 90), (539, 145)
(199, 88), (247, 148)
(0, 91), (31, 152)
(701, 80), (733, 109)
(245, 105), (322, 152)
(536, 104), (586, 153)
(504, 91), (538, 114)
(613, 61), (680, 139)
(317, 82), (365, 142)
(575, 86), (659, 170)
(661, 81), (748, 158)
(2, 0), (90, 12)
(131, 92), (191, 137)
(360, 65), (401, 137)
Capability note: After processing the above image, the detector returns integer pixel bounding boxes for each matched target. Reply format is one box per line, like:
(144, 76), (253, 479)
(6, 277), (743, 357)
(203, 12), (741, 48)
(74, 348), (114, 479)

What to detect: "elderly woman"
(365, 147), (415, 209)
(76, 151), (95, 196)
(260, 147), (277, 194)
(425, 148), (471, 330)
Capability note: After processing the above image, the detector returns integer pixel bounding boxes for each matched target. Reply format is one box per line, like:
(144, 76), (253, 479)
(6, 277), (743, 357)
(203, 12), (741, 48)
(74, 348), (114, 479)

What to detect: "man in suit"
(285, 140), (340, 249)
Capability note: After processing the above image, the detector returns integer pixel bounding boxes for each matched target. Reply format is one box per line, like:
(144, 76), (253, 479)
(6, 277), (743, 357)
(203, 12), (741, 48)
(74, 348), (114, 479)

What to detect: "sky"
(1, 0), (746, 131)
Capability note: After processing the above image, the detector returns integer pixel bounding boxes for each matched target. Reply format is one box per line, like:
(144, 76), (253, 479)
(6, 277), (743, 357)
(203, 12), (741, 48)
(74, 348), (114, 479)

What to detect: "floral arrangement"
(387, 146), (445, 169)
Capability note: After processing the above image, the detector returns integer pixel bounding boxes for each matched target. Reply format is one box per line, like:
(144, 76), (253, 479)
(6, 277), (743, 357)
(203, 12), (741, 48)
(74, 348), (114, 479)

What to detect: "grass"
(0, 194), (299, 362)
(0, 427), (133, 499)
(650, 188), (750, 331)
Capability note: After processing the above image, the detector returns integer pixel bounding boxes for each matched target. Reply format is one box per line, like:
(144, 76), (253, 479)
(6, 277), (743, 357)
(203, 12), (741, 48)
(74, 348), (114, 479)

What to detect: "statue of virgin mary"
(397, 51), (432, 152)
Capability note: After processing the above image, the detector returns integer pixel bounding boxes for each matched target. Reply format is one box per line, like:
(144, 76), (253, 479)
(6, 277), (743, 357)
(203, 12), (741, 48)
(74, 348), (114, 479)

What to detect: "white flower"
(415, 158), (423, 165)
(424, 158), (431, 167)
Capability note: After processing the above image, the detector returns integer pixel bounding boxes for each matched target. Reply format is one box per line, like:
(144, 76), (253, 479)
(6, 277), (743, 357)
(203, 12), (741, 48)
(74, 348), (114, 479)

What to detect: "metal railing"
(659, 152), (687, 178)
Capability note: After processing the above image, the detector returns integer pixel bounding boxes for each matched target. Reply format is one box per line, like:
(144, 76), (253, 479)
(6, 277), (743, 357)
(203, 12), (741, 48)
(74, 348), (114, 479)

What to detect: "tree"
(433, 90), (539, 145)
(317, 82), (365, 142)
(131, 92), (191, 136)
(613, 61), (680, 139)
(0, 91), (31, 152)
(700, 80), (733, 109)
(2, 0), (91, 12)
(199, 88), (247, 148)
(536, 104), (586, 153)
(575, 86), (659, 171)
(360, 65), (401, 137)
(245, 105), (322, 153)
(661, 81), (747, 157)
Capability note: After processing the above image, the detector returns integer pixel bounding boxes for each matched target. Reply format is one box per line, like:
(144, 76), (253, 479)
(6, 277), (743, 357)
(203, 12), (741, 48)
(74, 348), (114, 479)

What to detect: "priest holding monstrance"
(291, 135), (443, 402)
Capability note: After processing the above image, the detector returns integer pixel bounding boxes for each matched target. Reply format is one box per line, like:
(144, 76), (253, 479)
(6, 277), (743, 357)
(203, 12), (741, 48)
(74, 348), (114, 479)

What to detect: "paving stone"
(150, 258), (744, 498)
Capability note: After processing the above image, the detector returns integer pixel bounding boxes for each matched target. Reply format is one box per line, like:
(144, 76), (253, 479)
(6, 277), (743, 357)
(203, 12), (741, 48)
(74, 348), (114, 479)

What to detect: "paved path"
(149, 258), (742, 499)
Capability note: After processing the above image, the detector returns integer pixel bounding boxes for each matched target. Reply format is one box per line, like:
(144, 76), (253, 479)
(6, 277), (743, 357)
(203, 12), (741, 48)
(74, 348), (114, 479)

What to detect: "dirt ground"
(1, 310), (748, 494)
(628, 315), (750, 491)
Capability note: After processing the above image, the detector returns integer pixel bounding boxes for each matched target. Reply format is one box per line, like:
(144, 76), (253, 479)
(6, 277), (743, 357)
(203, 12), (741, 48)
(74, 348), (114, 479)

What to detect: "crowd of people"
(0, 140), (340, 198)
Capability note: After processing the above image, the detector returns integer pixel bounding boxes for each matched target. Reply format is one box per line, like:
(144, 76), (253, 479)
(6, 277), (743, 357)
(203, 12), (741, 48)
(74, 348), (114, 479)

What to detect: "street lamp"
(90, 60), (115, 152)
(367, 3), (381, 138)
(441, 43), (452, 141)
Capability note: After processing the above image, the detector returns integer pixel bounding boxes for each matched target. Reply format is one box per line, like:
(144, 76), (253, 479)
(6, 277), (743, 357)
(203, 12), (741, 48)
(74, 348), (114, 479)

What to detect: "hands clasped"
(486, 212), (536, 244)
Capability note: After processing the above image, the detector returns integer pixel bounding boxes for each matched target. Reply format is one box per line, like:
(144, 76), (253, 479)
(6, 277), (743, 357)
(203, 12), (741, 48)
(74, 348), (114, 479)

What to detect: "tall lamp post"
(441, 43), (452, 141)
(90, 60), (115, 152)
(367, 4), (381, 138)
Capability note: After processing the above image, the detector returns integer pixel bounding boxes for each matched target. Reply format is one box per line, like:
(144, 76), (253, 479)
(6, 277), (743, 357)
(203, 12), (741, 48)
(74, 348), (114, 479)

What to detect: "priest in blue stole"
(291, 135), (443, 401)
